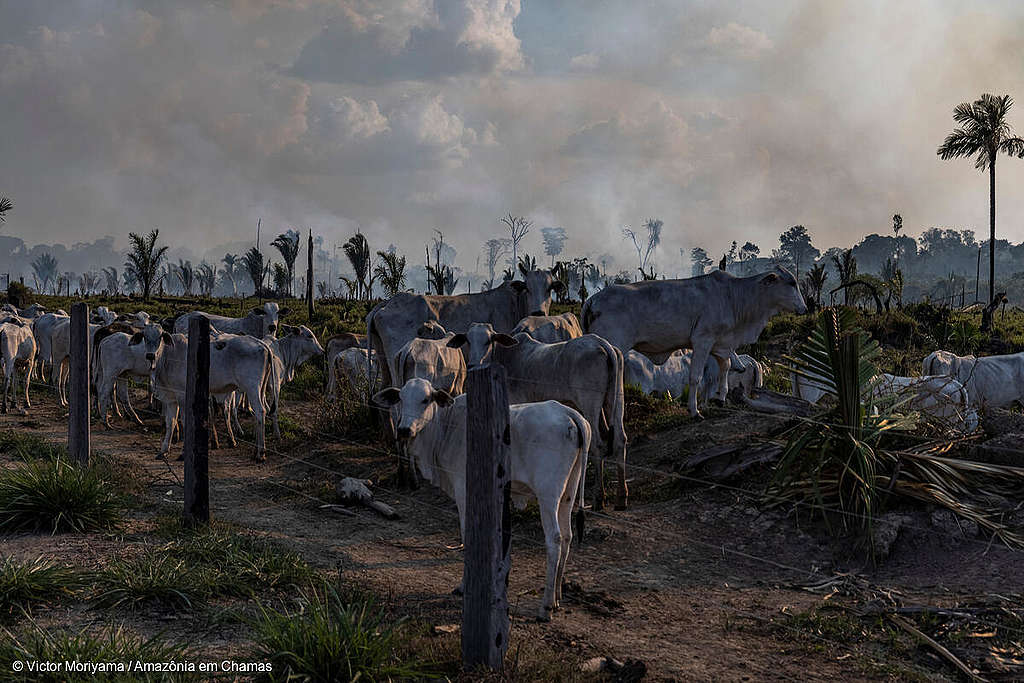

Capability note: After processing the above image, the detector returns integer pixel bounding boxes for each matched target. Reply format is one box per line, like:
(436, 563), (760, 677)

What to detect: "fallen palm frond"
(771, 307), (1024, 549)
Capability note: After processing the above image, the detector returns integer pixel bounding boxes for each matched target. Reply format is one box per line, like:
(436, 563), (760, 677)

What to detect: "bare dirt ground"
(3, 385), (1024, 682)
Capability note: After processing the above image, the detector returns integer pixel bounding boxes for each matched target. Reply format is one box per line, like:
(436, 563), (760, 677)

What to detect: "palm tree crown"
(124, 229), (169, 301)
(938, 93), (1024, 310)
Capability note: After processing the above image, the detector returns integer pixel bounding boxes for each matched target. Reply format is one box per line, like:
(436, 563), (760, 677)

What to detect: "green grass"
(0, 625), (194, 682)
(93, 554), (202, 611)
(623, 384), (690, 436)
(249, 585), (433, 682)
(0, 431), (66, 461)
(94, 526), (316, 611)
(0, 458), (123, 533)
(0, 557), (85, 621)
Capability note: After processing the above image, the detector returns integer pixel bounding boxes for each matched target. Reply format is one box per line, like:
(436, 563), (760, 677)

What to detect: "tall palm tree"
(374, 250), (407, 298)
(241, 246), (269, 297)
(197, 262), (216, 297)
(937, 93), (1024, 306)
(342, 232), (371, 300)
(175, 259), (195, 296)
(31, 254), (59, 294)
(221, 253), (239, 297)
(124, 229), (169, 301)
(831, 249), (857, 305)
(101, 266), (119, 295)
(271, 230), (300, 296)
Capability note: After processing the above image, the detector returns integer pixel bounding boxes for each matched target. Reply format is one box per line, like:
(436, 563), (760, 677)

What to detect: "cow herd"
(1, 265), (1022, 620)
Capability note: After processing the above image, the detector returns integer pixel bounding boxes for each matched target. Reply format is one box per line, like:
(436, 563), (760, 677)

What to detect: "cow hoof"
(691, 411), (705, 421)
(614, 502), (628, 511)
(537, 608), (553, 623)
(709, 398), (725, 407)
(452, 586), (464, 596)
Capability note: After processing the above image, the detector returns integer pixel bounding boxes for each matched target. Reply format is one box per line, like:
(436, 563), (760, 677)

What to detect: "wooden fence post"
(462, 363), (511, 672)
(67, 302), (90, 466)
(183, 315), (211, 526)
(307, 228), (314, 322)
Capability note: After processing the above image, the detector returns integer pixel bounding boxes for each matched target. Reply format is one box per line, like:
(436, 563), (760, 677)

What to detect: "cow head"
(761, 267), (807, 315)
(416, 320), (447, 340)
(513, 269), (565, 317)
(282, 324), (325, 370)
(447, 322), (517, 367)
(91, 306), (117, 326)
(128, 324), (174, 369)
(249, 302), (290, 337)
(373, 378), (454, 442)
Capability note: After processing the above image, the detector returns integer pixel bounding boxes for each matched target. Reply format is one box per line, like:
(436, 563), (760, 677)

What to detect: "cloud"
(569, 52), (600, 70)
(706, 22), (773, 59)
(290, 0), (523, 84)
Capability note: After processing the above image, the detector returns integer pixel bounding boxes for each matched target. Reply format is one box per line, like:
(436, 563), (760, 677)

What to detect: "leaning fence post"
(462, 363), (511, 672)
(183, 315), (211, 526)
(67, 302), (90, 466)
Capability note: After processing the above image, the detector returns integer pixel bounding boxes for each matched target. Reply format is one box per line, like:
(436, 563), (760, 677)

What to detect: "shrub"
(0, 557), (84, 620)
(93, 555), (202, 611)
(250, 585), (432, 682)
(5, 281), (32, 309)
(0, 458), (123, 533)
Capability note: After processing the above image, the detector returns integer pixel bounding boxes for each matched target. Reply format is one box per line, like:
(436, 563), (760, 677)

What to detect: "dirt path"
(4, 388), (1022, 681)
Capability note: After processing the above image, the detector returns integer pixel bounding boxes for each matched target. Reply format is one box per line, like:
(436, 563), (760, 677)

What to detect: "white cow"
(32, 311), (68, 379)
(625, 349), (764, 400)
(93, 324), (174, 427)
(152, 332), (274, 460)
(583, 267), (806, 417)
(0, 322), (36, 413)
(325, 332), (367, 399)
(175, 302), (289, 339)
(920, 350), (1024, 410)
(334, 347), (380, 397)
(373, 378), (590, 621)
(922, 350), (977, 379)
(872, 373), (978, 433)
(449, 324), (626, 510)
(393, 322), (467, 396)
(512, 313), (584, 343)
(48, 318), (100, 406)
(92, 307), (117, 326)
(262, 325), (324, 438)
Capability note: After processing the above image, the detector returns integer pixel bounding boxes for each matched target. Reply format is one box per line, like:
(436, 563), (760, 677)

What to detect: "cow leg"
(98, 376), (115, 428)
(21, 365), (31, 410)
(538, 500), (564, 621)
(208, 402), (220, 450)
(223, 398), (237, 448)
(710, 351), (732, 405)
(159, 402), (177, 458)
(2, 367), (10, 414)
(556, 493), (575, 605)
(122, 385), (143, 425)
(688, 342), (713, 418)
(250, 390), (266, 461)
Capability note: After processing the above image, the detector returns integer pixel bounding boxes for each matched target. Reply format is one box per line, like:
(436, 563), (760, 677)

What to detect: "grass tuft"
(93, 555), (200, 611)
(0, 557), (85, 621)
(0, 458), (123, 533)
(250, 584), (432, 682)
(0, 431), (66, 461)
(0, 624), (192, 682)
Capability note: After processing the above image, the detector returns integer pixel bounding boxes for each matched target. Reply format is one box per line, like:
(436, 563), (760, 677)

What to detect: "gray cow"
(449, 324), (628, 510)
(367, 270), (565, 390)
(174, 302), (289, 339)
(583, 266), (806, 418)
(512, 312), (584, 343)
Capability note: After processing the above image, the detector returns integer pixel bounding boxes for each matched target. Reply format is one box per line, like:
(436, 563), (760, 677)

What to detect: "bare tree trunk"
(989, 160), (996, 305)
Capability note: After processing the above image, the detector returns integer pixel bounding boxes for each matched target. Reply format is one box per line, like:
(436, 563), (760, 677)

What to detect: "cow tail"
(568, 407), (591, 514)
(263, 345), (280, 418)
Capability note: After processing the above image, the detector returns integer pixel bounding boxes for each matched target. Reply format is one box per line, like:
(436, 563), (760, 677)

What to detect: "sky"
(3, 0), (1024, 278)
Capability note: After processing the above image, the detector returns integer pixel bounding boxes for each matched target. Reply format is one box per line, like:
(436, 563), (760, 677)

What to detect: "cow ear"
(372, 387), (401, 406)
(215, 341), (227, 350)
(278, 306), (290, 317)
(129, 332), (144, 345)
(761, 273), (779, 285)
(251, 307), (266, 315)
(550, 280), (567, 294)
(158, 332), (172, 346)
(510, 281), (527, 293)
(493, 333), (518, 347)
(432, 389), (455, 406)
(446, 333), (468, 349)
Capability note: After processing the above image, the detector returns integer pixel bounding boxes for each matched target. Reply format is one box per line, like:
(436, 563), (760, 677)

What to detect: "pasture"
(1, 292), (1022, 681)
